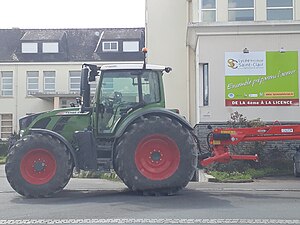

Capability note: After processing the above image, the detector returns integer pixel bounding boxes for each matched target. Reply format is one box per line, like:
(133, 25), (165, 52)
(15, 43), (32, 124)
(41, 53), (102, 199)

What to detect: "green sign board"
(225, 51), (299, 106)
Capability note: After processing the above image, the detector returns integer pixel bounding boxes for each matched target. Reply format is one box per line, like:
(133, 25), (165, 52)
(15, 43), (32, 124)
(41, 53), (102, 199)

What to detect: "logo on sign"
(225, 52), (266, 76)
(227, 59), (238, 69)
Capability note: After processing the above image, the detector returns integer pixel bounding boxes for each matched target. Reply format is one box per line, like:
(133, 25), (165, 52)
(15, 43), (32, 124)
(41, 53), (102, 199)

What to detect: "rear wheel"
(114, 115), (197, 195)
(5, 134), (73, 198)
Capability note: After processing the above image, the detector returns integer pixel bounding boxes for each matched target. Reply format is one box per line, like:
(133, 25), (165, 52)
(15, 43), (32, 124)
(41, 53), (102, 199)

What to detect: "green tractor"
(5, 53), (198, 197)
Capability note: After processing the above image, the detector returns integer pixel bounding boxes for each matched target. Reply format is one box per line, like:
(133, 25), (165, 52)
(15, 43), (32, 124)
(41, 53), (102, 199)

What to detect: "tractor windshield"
(96, 69), (161, 133)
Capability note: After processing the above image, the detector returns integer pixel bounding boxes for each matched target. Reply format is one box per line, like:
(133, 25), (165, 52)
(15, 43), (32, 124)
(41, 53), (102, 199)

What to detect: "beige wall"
(145, 0), (190, 119)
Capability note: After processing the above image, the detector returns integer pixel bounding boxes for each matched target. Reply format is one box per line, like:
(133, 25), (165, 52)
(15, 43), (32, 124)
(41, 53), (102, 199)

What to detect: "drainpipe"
(14, 64), (19, 132)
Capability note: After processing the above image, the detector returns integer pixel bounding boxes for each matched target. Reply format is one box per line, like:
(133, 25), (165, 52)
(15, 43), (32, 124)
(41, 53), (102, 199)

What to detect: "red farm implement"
(201, 123), (300, 168)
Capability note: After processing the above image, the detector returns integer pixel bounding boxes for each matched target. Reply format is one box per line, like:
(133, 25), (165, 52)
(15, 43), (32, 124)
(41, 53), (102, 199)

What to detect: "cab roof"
(100, 64), (170, 72)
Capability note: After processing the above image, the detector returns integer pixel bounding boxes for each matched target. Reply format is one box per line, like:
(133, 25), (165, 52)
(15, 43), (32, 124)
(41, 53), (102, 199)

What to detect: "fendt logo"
(227, 59), (238, 69)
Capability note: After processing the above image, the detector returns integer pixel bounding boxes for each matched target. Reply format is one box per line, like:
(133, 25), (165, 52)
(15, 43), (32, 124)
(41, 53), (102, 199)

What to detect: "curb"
(192, 169), (216, 182)
(193, 170), (253, 183)
(212, 179), (254, 183)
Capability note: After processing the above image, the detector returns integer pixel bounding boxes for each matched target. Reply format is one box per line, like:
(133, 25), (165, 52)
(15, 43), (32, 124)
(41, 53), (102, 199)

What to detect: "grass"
(74, 170), (121, 181)
(208, 167), (292, 182)
(209, 171), (252, 182)
(0, 156), (6, 164)
(245, 168), (292, 179)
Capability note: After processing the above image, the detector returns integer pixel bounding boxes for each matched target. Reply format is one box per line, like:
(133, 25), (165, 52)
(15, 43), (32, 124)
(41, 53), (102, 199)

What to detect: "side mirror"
(80, 67), (90, 108)
(88, 64), (98, 82)
(80, 67), (88, 96)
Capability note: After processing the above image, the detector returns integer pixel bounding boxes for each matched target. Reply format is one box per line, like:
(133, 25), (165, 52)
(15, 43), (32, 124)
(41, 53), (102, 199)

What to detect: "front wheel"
(5, 134), (73, 198)
(114, 115), (197, 195)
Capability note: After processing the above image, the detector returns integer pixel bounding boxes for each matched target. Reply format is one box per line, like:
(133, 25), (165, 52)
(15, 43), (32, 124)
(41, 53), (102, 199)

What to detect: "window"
(27, 71), (39, 95)
(98, 70), (160, 133)
(123, 41), (139, 52)
(102, 41), (118, 52)
(102, 77), (114, 92)
(22, 42), (38, 53)
(42, 42), (59, 53)
(60, 98), (75, 108)
(267, 0), (293, 20)
(203, 64), (209, 106)
(69, 71), (81, 93)
(201, 0), (216, 22)
(43, 71), (55, 92)
(1, 114), (13, 139)
(228, 0), (254, 21)
(1, 71), (13, 96)
(61, 99), (68, 108)
(90, 81), (97, 95)
(101, 71), (160, 105)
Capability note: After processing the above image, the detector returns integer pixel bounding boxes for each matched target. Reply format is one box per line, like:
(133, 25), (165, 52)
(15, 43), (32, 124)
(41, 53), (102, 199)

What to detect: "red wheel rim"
(135, 134), (180, 180)
(20, 148), (57, 185)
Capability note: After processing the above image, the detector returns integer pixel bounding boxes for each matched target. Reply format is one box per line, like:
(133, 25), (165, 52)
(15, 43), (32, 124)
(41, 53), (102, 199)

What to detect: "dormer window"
(102, 41), (118, 52)
(123, 41), (139, 52)
(21, 42), (38, 53)
(42, 42), (59, 53)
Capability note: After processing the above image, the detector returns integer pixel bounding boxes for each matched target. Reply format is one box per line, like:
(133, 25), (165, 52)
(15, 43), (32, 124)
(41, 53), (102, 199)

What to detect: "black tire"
(5, 134), (73, 198)
(114, 115), (197, 195)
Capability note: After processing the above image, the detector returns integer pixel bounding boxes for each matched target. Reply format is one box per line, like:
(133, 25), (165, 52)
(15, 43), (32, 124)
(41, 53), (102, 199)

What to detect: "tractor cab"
(81, 63), (172, 134)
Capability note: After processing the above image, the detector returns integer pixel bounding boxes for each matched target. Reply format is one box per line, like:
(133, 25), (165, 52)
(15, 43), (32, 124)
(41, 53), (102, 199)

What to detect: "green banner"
(225, 51), (298, 106)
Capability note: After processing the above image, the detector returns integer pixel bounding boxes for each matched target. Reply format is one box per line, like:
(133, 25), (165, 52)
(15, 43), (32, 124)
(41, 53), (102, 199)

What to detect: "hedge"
(0, 141), (8, 156)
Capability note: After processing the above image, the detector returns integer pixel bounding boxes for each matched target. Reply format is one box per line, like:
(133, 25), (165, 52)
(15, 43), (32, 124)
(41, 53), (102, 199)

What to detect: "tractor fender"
(29, 128), (79, 169)
(115, 108), (193, 138)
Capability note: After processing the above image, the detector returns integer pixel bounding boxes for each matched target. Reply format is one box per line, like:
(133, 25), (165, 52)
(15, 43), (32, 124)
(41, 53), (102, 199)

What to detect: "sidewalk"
(192, 169), (216, 182)
(0, 164), (5, 177)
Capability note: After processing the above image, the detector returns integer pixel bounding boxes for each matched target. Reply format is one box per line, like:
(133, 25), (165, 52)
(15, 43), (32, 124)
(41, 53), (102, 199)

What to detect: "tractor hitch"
(199, 127), (261, 167)
(200, 147), (259, 167)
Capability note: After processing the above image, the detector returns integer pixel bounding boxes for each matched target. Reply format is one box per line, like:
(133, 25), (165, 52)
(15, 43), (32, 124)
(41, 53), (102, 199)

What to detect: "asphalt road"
(1, 164), (300, 225)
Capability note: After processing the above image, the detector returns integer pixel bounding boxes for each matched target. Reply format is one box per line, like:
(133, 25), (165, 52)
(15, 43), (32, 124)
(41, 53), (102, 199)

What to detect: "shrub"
(0, 141), (8, 156)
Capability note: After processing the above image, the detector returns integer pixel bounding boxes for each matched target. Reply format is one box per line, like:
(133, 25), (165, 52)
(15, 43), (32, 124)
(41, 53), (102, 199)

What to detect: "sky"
(0, 0), (145, 29)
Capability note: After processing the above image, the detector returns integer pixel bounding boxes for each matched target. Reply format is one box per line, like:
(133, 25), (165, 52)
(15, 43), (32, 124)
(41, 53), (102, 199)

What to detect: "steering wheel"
(103, 91), (123, 106)
(113, 91), (122, 103)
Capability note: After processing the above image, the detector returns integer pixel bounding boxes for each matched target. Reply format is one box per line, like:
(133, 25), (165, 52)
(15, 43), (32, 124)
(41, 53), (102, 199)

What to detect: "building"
(145, 0), (300, 125)
(0, 28), (145, 140)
